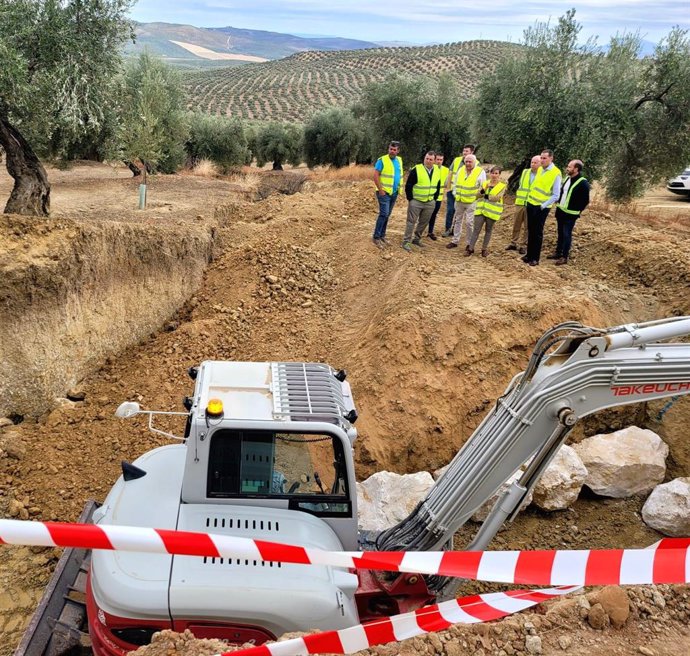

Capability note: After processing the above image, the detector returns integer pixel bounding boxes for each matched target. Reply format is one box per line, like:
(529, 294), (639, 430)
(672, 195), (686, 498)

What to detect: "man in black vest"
(549, 159), (590, 265)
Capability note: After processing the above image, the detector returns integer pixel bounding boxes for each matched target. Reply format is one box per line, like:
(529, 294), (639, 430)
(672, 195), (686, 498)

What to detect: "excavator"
(14, 316), (690, 656)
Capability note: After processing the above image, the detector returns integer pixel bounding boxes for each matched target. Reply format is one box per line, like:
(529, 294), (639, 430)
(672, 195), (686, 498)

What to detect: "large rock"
(433, 464), (449, 481)
(532, 445), (588, 511)
(471, 470), (533, 523)
(357, 471), (434, 531)
(572, 426), (668, 498)
(0, 430), (26, 460)
(595, 586), (630, 628)
(641, 477), (690, 537)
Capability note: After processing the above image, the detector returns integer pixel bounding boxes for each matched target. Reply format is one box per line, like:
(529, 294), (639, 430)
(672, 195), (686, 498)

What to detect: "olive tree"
(303, 108), (362, 168)
(355, 74), (470, 162)
(473, 10), (593, 169)
(253, 122), (303, 170)
(186, 114), (250, 173)
(473, 10), (690, 200)
(0, 0), (135, 215)
(119, 52), (189, 175)
(601, 29), (690, 200)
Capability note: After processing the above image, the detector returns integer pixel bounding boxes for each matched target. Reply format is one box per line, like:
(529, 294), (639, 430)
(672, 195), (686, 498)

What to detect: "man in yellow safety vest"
(443, 144), (477, 237)
(372, 141), (403, 249)
(446, 154), (485, 251)
(426, 153), (449, 240)
(506, 155), (541, 254)
(402, 151), (441, 252)
(523, 149), (562, 266)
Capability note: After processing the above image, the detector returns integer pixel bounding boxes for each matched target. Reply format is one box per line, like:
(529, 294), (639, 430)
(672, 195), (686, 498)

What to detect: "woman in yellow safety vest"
(466, 166), (507, 257)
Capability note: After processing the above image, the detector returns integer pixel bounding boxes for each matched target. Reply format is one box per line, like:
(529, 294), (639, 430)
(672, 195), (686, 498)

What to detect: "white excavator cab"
(88, 361), (362, 654)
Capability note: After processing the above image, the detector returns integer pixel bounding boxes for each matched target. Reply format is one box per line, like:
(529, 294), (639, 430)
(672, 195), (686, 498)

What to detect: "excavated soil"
(1, 163), (689, 654)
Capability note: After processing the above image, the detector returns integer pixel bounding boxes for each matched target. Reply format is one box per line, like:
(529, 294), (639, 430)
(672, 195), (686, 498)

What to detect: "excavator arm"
(376, 317), (690, 585)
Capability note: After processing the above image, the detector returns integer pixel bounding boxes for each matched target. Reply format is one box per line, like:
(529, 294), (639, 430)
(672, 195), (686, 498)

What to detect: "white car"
(667, 167), (690, 196)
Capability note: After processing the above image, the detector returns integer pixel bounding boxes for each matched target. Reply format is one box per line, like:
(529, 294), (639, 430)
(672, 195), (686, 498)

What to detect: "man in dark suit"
(549, 159), (590, 265)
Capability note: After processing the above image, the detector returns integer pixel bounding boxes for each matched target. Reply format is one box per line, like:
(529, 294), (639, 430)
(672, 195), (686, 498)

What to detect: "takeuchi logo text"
(611, 382), (690, 396)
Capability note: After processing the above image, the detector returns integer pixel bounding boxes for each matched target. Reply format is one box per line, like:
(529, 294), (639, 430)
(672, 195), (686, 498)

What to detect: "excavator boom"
(376, 317), (690, 573)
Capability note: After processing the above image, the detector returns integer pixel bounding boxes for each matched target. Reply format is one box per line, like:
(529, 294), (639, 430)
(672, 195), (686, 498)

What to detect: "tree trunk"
(124, 160), (142, 176)
(272, 160), (284, 171)
(0, 116), (50, 216)
(507, 156), (531, 193)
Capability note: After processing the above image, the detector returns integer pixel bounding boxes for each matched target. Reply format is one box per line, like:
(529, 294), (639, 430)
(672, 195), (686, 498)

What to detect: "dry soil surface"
(0, 163), (689, 655)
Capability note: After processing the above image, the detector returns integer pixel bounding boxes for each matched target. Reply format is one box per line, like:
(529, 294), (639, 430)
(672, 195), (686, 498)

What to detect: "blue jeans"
(373, 192), (398, 239)
(444, 192), (456, 232)
(556, 215), (577, 258)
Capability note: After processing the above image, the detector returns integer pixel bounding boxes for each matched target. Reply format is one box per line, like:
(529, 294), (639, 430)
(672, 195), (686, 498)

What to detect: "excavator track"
(14, 501), (98, 656)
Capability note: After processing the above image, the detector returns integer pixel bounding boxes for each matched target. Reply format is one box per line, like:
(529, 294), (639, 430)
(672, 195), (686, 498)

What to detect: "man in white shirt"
(523, 149), (562, 266)
(446, 154), (486, 251)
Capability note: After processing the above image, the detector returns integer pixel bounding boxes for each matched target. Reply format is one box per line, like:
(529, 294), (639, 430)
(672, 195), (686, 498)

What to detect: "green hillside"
(184, 40), (521, 122)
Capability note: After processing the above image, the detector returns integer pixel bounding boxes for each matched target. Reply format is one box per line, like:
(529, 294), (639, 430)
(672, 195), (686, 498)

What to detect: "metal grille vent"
(204, 516), (280, 532)
(271, 362), (345, 422)
(201, 515), (281, 567)
(202, 557), (282, 568)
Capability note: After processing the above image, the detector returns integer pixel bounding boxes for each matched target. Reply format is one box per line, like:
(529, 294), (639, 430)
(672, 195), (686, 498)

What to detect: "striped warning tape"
(0, 519), (688, 586)
(221, 586), (581, 656)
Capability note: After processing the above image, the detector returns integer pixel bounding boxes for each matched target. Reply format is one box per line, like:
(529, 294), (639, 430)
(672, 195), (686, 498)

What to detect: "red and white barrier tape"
(1, 519), (688, 586)
(222, 586), (580, 656)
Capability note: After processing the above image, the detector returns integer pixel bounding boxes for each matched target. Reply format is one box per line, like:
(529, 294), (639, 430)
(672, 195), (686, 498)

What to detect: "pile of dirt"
(1, 163), (689, 654)
(131, 585), (690, 656)
(130, 630), (245, 655)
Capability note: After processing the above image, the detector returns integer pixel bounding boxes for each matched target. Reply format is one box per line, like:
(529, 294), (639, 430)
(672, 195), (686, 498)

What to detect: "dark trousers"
(444, 191), (456, 231)
(526, 204), (551, 262)
(556, 215), (577, 259)
(427, 200), (442, 234)
(373, 192), (398, 239)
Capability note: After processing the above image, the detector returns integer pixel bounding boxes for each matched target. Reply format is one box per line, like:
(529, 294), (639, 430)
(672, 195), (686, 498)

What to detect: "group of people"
(372, 142), (590, 265)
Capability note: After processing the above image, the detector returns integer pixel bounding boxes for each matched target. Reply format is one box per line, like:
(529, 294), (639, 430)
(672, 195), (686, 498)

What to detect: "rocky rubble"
(0, 429), (26, 461)
(130, 585), (690, 656)
(364, 427), (679, 528)
(247, 242), (337, 317)
(131, 629), (247, 655)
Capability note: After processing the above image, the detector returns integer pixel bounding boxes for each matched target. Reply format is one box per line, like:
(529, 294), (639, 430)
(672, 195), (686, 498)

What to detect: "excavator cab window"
(207, 430), (349, 514)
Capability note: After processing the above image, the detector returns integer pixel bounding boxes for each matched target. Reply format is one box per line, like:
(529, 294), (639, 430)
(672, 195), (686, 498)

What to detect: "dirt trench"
(0, 215), (215, 418)
(0, 164), (689, 653)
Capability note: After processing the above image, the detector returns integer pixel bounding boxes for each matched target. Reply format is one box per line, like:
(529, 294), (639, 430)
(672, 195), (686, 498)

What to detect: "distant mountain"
(636, 39), (658, 57)
(125, 22), (379, 68)
(375, 41), (422, 47)
(596, 38), (657, 57)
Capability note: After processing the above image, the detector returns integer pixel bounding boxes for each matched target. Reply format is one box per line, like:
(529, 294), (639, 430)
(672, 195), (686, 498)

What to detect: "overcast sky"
(129, 0), (688, 44)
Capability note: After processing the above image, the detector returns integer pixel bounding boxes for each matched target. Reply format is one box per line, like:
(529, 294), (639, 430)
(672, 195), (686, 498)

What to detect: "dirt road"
(638, 186), (690, 216)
